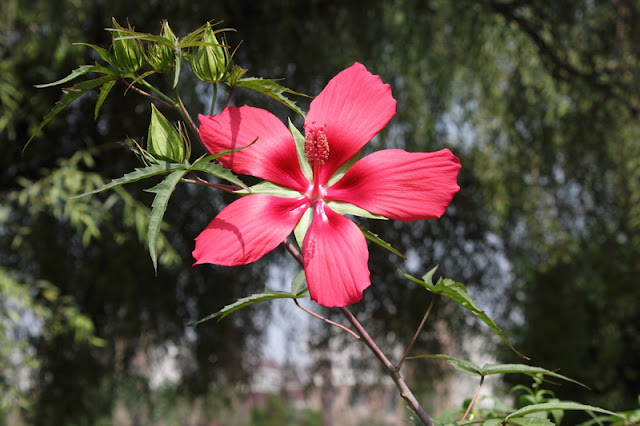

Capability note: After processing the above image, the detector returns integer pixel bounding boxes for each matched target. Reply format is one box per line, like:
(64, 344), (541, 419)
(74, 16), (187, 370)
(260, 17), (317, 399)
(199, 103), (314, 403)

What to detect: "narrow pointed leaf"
(146, 169), (189, 271)
(34, 65), (94, 88)
(74, 43), (113, 64)
(235, 181), (301, 198)
(26, 75), (117, 150)
(408, 354), (483, 376)
(188, 159), (248, 189)
(506, 402), (624, 423)
(234, 77), (309, 117)
(330, 201), (388, 220)
(95, 80), (116, 119)
(188, 289), (308, 326)
(401, 267), (527, 359)
(481, 364), (589, 388)
(359, 226), (406, 259)
(71, 162), (186, 199)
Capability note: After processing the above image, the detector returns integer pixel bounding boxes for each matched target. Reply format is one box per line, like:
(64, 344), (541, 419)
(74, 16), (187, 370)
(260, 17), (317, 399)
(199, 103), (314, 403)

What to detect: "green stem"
(209, 83), (218, 115)
(138, 78), (176, 106)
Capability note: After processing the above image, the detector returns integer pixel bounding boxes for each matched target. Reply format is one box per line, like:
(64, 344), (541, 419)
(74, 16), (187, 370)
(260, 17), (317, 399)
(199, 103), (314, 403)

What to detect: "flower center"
(304, 126), (329, 166)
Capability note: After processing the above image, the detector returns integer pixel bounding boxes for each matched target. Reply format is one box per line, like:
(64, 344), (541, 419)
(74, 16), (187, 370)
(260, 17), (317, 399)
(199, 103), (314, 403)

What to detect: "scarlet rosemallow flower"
(193, 63), (461, 307)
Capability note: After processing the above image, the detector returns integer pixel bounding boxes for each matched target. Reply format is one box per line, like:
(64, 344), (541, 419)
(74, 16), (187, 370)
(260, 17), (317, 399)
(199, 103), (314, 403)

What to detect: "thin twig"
(174, 89), (201, 142)
(121, 80), (174, 109)
(294, 299), (360, 339)
(397, 295), (438, 371)
(339, 307), (433, 426)
(281, 238), (433, 425)
(462, 376), (485, 420)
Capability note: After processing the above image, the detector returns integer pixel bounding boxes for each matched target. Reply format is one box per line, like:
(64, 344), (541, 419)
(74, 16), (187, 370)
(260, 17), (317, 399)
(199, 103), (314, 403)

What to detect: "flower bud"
(190, 25), (229, 83)
(111, 18), (143, 73)
(147, 104), (190, 163)
(147, 20), (176, 73)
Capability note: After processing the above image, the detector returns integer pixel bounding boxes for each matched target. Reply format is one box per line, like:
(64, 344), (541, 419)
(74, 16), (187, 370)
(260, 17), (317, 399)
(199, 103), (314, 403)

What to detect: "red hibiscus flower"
(193, 63), (461, 307)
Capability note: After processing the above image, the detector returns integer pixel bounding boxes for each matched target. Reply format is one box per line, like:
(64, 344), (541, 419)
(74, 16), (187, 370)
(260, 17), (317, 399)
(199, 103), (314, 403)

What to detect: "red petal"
(305, 63), (396, 185)
(303, 202), (371, 307)
(326, 149), (461, 221)
(193, 195), (309, 266)
(199, 106), (308, 192)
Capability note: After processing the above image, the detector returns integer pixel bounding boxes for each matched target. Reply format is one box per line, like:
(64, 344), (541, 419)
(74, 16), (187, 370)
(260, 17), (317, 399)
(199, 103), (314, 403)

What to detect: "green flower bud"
(111, 18), (143, 73)
(147, 104), (190, 163)
(190, 25), (229, 83)
(147, 20), (176, 73)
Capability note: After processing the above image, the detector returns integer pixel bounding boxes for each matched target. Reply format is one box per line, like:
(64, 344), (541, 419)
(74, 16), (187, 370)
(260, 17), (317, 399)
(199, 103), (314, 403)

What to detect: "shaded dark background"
(2, 0), (639, 424)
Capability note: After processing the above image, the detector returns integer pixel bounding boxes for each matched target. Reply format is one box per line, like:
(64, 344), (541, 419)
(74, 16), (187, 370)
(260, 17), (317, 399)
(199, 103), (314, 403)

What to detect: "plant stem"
(294, 300), (360, 339)
(280, 240), (433, 426)
(462, 376), (484, 420)
(339, 307), (433, 426)
(173, 89), (201, 142)
(397, 295), (437, 371)
(210, 83), (218, 115)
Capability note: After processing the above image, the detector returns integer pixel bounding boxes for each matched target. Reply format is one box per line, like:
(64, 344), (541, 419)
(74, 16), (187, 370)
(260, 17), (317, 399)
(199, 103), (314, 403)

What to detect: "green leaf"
(234, 77), (309, 117)
(189, 289), (308, 326)
(188, 158), (248, 189)
(410, 355), (588, 388)
(226, 65), (249, 86)
(359, 226), (407, 259)
(401, 266), (527, 359)
(74, 43), (113, 64)
(71, 162), (187, 199)
(506, 402), (625, 423)
(507, 418), (555, 426)
(145, 169), (189, 272)
(289, 118), (313, 181)
(34, 65), (95, 88)
(95, 80), (116, 119)
(409, 354), (484, 376)
(235, 181), (302, 197)
(481, 364), (588, 388)
(26, 75), (118, 150)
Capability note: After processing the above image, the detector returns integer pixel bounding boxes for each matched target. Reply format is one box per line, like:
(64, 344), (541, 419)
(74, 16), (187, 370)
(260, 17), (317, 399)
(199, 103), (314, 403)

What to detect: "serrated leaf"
(401, 267), (527, 359)
(95, 80), (116, 119)
(34, 65), (94, 88)
(288, 118), (313, 181)
(26, 75), (117, 150)
(226, 65), (249, 86)
(235, 181), (302, 197)
(188, 159), (248, 189)
(189, 289), (308, 326)
(71, 162), (186, 199)
(234, 77), (309, 117)
(360, 226), (407, 259)
(146, 169), (189, 272)
(506, 402), (624, 423)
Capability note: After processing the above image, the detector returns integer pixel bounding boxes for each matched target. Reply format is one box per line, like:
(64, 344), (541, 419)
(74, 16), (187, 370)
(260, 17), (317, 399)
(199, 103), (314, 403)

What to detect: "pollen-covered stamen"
(304, 127), (329, 166)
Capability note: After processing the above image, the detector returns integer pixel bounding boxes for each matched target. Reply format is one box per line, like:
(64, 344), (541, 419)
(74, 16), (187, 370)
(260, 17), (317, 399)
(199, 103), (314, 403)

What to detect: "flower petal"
(326, 149), (461, 221)
(305, 63), (396, 185)
(199, 106), (308, 192)
(303, 202), (371, 307)
(193, 194), (309, 266)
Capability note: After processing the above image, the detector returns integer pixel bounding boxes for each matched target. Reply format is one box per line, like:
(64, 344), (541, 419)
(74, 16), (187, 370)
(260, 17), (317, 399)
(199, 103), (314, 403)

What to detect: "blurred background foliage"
(1, 0), (639, 424)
